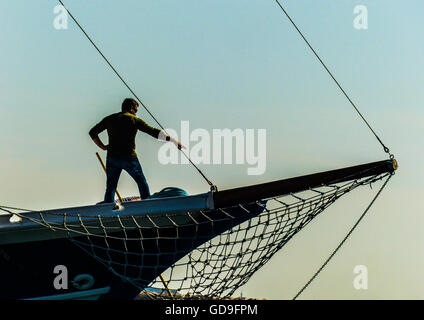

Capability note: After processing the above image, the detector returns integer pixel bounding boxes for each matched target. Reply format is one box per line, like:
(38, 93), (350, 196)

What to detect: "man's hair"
(122, 98), (139, 112)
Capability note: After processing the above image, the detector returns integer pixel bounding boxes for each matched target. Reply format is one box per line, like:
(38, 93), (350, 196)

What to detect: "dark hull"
(0, 236), (139, 300)
(0, 202), (265, 300)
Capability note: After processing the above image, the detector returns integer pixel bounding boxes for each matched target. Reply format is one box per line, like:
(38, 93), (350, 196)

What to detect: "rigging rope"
(38, 1), (397, 299)
(0, 205), (34, 212)
(274, 0), (393, 158)
(293, 173), (393, 299)
(271, 0), (396, 298)
(57, 0), (216, 191)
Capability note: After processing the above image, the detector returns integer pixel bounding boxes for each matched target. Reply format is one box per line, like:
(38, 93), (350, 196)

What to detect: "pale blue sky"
(0, 0), (423, 299)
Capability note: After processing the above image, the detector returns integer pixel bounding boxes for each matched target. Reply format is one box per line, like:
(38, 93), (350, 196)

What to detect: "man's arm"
(91, 135), (108, 151)
(136, 118), (185, 149)
(89, 118), (108, 151)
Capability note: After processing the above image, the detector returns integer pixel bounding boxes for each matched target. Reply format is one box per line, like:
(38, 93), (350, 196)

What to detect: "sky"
(0, 0), (423, 299)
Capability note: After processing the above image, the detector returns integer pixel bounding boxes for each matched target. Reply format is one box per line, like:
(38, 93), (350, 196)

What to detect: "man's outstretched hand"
(158, 130), (186, 150)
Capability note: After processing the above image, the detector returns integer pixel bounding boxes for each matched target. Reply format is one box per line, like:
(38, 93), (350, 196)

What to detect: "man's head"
(122, 98), (139, 115)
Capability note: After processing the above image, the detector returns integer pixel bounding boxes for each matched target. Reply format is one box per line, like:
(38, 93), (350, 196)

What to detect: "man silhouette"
(89, 98), (183, 203)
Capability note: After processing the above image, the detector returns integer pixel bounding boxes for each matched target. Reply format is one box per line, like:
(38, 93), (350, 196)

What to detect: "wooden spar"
(213, 159), (397, 209)
(95, 152), (124, 203)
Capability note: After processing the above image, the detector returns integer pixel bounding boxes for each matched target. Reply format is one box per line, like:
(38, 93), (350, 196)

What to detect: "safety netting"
(7, 169), (392, 299)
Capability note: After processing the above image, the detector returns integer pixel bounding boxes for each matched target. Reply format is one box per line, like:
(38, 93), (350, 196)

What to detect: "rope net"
(11, 171), (391, 299)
